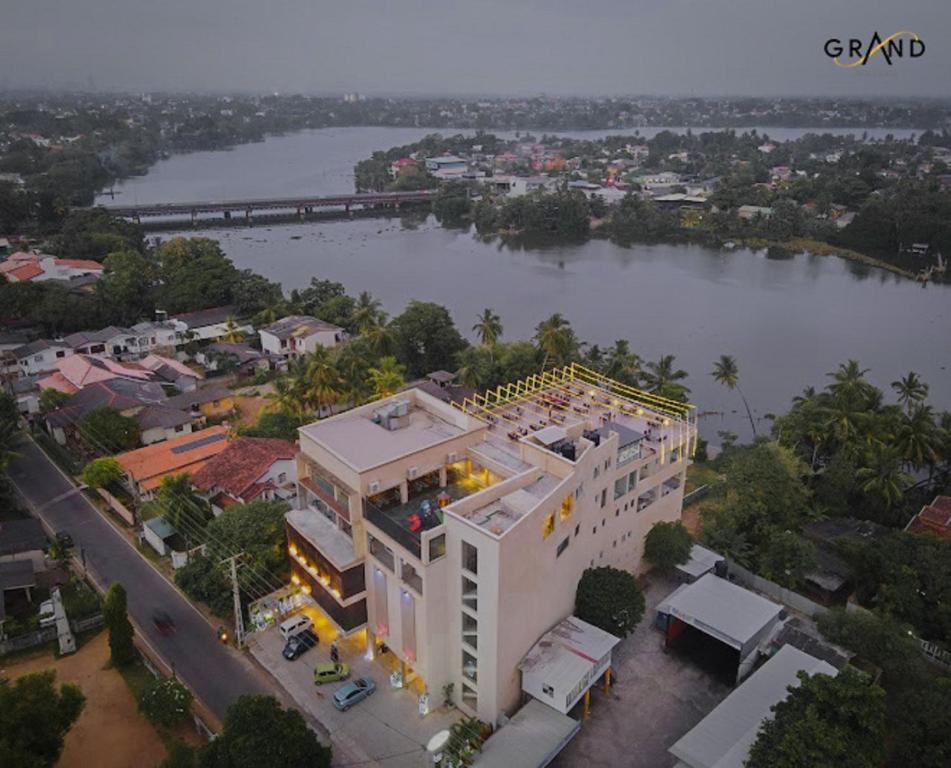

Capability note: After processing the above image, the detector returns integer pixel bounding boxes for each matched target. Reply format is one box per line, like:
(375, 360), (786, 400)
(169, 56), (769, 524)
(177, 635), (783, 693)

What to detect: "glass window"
(462, 611), (478, 650)
(429, 533), (446, 562)
(556, 537), (569, 557)
(462, 649), (478, 683)
(462, 576), (478, 612)
(461, 682), (478, 710)
(543, 512), (555, 538)
(462, 541), (478, 575)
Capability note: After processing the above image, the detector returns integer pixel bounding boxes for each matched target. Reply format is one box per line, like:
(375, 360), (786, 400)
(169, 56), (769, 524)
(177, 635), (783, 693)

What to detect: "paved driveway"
(551, 574), (731, 768)
(248, 608), (461, 768)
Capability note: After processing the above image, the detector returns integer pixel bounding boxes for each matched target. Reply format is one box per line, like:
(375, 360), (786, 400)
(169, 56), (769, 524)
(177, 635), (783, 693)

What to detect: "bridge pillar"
(246, 208), (253, 226)
(224, 210), (231, 220)
(190, 210), (196, 228)
(346, 203), (352, 218)
(297, 206), (303, 220)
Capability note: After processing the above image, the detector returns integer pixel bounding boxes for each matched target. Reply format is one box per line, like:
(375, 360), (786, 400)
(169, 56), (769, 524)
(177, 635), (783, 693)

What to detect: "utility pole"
(221, 554), (245, 649)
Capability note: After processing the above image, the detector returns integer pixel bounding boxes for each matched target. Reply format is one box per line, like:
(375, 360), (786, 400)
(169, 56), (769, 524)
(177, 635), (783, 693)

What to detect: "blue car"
(332, 677), (376, 711)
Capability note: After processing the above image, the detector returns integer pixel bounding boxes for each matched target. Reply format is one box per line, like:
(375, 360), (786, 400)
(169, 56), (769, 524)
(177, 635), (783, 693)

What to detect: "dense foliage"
(138, 676), (194, 729)
(575, 566), (645, 637)
(0, 670), (85, 768)
(643, 521), (693, 573)
(103, 581), (136, 666)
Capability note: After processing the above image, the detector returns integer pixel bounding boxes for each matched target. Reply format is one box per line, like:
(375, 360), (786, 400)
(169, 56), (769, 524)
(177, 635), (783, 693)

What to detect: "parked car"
(282, 629), (319, 660)
(332, 677), (375, 710)
(313, 661), (350, 685)
(39, 599), (56, 628)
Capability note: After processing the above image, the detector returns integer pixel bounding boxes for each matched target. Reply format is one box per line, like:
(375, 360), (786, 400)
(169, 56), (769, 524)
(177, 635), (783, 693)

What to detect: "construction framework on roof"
(452, 362), (698, 460)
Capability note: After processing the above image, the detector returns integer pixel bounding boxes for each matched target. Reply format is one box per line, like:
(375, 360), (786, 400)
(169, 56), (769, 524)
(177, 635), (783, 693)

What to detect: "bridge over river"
(97, 189), (435, 227)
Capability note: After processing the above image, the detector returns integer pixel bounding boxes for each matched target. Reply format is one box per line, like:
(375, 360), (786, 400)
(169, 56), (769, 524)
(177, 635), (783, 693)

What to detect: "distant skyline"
(1, 1), (948, 98)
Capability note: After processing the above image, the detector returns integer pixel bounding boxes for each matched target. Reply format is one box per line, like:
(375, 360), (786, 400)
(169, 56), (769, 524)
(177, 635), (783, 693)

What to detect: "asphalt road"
(7, 437), (277, 723)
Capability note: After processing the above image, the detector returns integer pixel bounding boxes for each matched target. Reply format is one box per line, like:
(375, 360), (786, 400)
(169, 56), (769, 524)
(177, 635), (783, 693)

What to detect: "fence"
(171, 543), (207, 570)
(725, 559), (830, 619)
(97, 487), (136, 526)
(920, 640), (951, 670)
(0, 614), (105, 656)
(682, 484), (711, 506)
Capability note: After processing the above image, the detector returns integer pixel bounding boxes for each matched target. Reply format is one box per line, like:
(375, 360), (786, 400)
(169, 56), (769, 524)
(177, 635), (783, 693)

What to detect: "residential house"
(127, 321), (182, 357)
(259, 315), (346, 359)
(164, 382), (236, 421)
(171, 306), (251, 343)
(0, 331), (29, 377)
(0, 251), (104, 283)
(196, 342), (270, 375)
(115, 425), (231, 501)
(38, 354), (154, 395)
(738, 205), (774, 221)
(10, 376), (40, 416)
(904, 495), (951, 538)
(192, 436), (298, 514)
(62, 326), (135, 357)
(13, 339), (73, 377)
(424, 155), (468, 179)
(140, 354), (202, 392)
(0, 518), (48, 574)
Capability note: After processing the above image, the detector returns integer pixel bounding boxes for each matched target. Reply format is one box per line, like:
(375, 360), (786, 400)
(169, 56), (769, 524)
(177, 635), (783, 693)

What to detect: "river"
(96, 127), (950, 442)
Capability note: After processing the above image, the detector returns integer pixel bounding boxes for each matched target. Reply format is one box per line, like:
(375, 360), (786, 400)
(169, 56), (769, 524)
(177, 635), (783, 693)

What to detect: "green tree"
(473, 308), (503, 347)
(351, 291), (384, 335)
(856, 444), (911, 516)
(711, 354), (756, 436)
(103, 582), (136, 667)
(143, 474), (212, 541)
(575, 566), (645, 637)
(534, 313), (578, 370)
(95, 250), (157, 325)
(197, 694), (331, 768)
(160, 742), (197, 768)
(746, 669), (886, 768)
(239, 410), (302, 441)
(39, 388), (70, 414)
(79, 407), (140, 452)
(138, 676), (193, 729)
(642, 355), (690, 402)
(221, 316), (245, 343)
(0, 670), (85, 768)
(0, 392), (22, 473)
(368, 356), (406, 399)
(304, 346), (343, 415)
(391, 301), (468, 377)
(891, 371), (929, 415)
(79, 456), (123, 490)
(432, 181), (473, 227)
(643, 521), (693, 573)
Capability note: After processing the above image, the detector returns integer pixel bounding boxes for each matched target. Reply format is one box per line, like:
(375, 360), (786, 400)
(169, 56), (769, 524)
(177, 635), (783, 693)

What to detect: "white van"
(279, 613), (313, 641)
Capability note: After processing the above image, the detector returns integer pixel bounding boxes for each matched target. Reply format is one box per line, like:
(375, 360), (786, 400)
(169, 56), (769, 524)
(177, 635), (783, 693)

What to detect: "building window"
(56, 351), (66, 359)
(559, 497), (572, 523)
(462, 649), (478, 683)
(368, 534), (394, 571)
(574, 524), (580, 537)
(462, 576), (478, 612)
(278, 472), (287, 484)
(556, 537), (569, 558)
(461, 682), (478, 711)
(462, 541), (478, 575)
(429, 533), (446, 562)
(574, 483), (584, 500)
(462, 611), (478, 650)
(593, 466), (600, 479)
(542, 512), (555, 538)
(600, 489), (607, 508)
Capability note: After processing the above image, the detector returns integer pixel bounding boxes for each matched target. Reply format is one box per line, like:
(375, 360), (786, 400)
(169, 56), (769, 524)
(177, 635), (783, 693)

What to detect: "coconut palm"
(711, 355), (756, 436)
(641, 355), (690, 402)
(895, 404), (941, 470)
(856, 444), (912, 513)
(265, 375), (306, 419)
(891, 371), (929, 415)
(827, 360), (876, 405)
(304, 347), (343, 416)
(365, 317), (397, 358)
(221, 316), (245, 343)
(534, 314), (577, 371)
(473, 308), (503, 347)
(352, 291), (385, 336)
(604, 340), (641, 386)
(368, 356), (406, 399)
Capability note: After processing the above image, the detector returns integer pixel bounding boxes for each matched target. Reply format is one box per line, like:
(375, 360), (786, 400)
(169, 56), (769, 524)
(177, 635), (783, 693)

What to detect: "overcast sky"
(1, 0), (947, 97)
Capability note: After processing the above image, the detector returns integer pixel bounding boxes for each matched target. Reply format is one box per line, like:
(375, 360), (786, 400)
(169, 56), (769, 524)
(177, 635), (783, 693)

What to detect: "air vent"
(447, 451), (459, 464)
(368, 480), (381, 494)
(407, 466), (419, 480)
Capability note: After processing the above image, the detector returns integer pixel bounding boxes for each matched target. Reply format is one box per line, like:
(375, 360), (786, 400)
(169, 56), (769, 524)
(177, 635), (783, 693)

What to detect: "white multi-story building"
(286, 363), (696, 726)
(259, 315), (345, 359)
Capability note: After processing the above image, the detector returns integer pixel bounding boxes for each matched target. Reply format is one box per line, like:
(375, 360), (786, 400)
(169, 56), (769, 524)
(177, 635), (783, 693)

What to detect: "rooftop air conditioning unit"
(447, 451), (459, 464)
(368, 480), (381, 494)
(407, 466), (419, 480)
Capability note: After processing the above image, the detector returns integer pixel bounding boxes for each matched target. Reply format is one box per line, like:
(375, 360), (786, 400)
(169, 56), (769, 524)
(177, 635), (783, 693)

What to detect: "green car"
(314, 662), (351, 685)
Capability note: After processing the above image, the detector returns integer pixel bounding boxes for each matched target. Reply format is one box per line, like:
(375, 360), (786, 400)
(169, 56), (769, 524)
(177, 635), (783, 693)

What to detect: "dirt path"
(0, 632), (168, 768)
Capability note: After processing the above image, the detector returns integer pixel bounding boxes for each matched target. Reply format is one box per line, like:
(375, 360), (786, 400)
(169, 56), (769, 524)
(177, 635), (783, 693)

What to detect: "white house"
(191, 437), (298, 514)
(170, 306), (252, 342)
(259, 315), (345, 359)
(14, 340), (74, 376)
(424, 155), (468, 179)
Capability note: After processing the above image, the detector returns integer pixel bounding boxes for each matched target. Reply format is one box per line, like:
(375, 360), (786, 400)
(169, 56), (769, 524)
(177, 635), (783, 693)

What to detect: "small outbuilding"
(519, 615), (620, 717)
(143, 517), (178, 557)
(675, 544), (725, 583)
(473, 699), (580, 768)
(668, 644), (837, 768)
(657, 573), (783, 684)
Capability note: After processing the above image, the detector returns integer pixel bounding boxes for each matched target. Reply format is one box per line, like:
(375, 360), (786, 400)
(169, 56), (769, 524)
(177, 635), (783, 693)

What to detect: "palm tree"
(304, 347), (343, 416)
(642, 355), (690, 402)
(365, 317), (397, 358)
(891, 371), (929, 415)
(711, 355), (756, 436)
(265, 375), (306, 419)
(221, 316), (245, 343)
(473, 308), (503, 347)
(534, 314), (577, 371)
(895, 404), (941, 470)
(352, 291), (384, 336)
(368, 356), (406, 399)
(856, 444), (912, 513)
(827, 360), (875, 405)
(253, 300), (287, 328)
(604, 340), (641, 386)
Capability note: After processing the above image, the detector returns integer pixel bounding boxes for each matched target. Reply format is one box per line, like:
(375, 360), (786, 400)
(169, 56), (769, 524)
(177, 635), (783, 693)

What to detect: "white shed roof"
(658, 573), (782, 650)
(676, 544), (724, 580)
(474, 699), (580, 768)
(669, 645), (838, 768)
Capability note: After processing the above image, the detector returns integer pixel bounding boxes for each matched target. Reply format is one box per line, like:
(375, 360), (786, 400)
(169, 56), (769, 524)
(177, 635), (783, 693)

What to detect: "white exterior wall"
(258, 330), (284, 356)
(140, 423), (192, 446)
(18, 346), (73, 376)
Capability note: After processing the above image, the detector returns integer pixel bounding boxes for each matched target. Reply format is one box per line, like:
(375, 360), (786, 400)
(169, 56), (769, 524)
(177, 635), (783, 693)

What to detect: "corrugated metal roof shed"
(473, 699), (580, 768)
(669, 645), (837, 768)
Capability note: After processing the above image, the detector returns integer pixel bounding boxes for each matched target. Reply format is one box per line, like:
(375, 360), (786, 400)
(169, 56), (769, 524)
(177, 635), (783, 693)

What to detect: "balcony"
(364, 467), (492, 560)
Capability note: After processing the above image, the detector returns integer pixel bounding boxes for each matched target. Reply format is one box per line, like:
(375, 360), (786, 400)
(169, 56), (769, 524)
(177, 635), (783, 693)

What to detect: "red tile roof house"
(904, 496), (951, 539)
(191, 437), (298, 515)
(0, 251), (104, 283)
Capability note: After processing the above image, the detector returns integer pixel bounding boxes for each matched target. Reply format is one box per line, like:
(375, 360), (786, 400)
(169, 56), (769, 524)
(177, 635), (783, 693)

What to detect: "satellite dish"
(427, 729), (451, 752)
